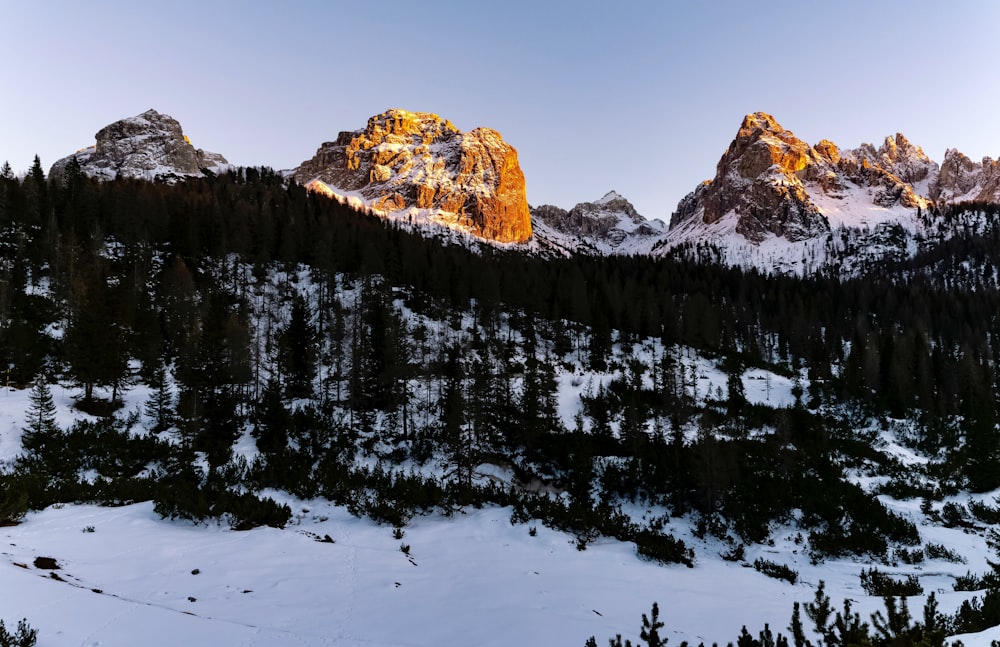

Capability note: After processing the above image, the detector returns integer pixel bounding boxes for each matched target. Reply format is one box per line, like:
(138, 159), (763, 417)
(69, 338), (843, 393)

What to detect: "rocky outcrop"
(671, 112), (832, 242)
(293, 109), (532, 243)
(532, 191), (666, 253)
(669, 112), (944, 244)
(50, 109), (228, 181)
(932, 149), (1000, 203)
(836, 135), (934, 209)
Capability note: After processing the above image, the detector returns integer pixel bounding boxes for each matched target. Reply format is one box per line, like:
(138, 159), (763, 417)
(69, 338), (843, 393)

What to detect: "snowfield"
(2, 496), (1000, 646)
(3, 379), (1000, 646)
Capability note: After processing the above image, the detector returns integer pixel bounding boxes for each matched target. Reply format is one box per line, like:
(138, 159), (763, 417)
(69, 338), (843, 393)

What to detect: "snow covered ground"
(2, 368), (1000, 645)
(2, 493), (999, 646)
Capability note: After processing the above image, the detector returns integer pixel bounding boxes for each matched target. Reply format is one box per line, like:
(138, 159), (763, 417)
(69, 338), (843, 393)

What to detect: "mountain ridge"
(42, 108), (1000, 274)
(655, 112), (1000, 273)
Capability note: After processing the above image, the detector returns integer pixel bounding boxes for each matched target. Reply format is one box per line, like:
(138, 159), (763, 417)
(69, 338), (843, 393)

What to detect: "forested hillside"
(5, 161), (1000, 642)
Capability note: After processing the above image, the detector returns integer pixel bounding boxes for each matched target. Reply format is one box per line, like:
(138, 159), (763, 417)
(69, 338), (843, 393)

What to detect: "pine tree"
(143, 360), (175, 433)
(726, 359), (747, 417)
(175, 290), (251, 469)
(63, 260), (130, 404)
(440, 344), (472, 490)
(278, 293), (317, 399)
(0, 617), (38, 647)
(22, 374), (58, 452)
(639, 601), (666, 647)
(253, 378), (290, 455)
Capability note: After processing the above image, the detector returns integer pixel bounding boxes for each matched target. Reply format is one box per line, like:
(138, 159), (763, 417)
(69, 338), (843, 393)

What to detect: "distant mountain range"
(51, 109), (1000, 275)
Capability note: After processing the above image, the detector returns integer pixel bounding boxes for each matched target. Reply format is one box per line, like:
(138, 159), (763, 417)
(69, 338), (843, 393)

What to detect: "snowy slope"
(3, 353), (1000, 645)
(3, 481), (1000, 645)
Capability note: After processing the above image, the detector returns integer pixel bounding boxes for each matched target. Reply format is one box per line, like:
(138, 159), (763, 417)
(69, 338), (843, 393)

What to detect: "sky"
(3, 1), (1000, 221)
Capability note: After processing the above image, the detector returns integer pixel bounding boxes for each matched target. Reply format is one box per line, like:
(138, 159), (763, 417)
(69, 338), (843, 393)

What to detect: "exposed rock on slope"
(933, 149), (1000, 203)
(531, 191), (666, 254)
(50, 109), (228, 181)
(665, 112), (940, 248)
(293, 109), (532, 244)
(659, 112), (1000, 275)
(681, 113), (831, 242)
(665, 112), (989, 248)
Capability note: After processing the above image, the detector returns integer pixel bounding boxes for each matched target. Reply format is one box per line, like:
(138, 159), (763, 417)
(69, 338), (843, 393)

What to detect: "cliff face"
(50, 109), (228, 181)
(294, 109), (532, 243)
(668, 112), (944, 244)
(671, 113), (832, 243)
(933, 149), (1000, 203)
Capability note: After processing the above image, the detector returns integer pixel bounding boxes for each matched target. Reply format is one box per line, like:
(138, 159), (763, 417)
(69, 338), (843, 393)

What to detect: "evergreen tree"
(253, 378), (290, 455)
(0, 617), (38, 647)
(639, 601), (666, 647)
(440, 344), (472, 490)
(143, 360), (175, 433)
(62, 258), (130, 404)
(726, 358), (747, 418)
(22, 374), (58, 452)
(278, 293), (317, 399)
(175, 290), (251, 469)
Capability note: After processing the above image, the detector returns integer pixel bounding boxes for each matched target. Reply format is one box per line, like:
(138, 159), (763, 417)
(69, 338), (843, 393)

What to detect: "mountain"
(49, 109), (229, 181)
(292, 108), (532, 244)
(39, 107), (1000, 276)
(934, 147), (1000, 202)
(9, 138), (1000, 645)
(531, 191), (667, 255)
(657, 112), (1000, 275)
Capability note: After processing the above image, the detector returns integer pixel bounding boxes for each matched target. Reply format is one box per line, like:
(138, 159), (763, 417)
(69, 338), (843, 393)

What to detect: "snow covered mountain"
(531, 191), (668, 255)
(292, 109), (532, 244)
(654, 112), (1000, 275)
(934, 148), (1000, 203)
(49, 109), (229, 181)
(42, 108), (1000, 274)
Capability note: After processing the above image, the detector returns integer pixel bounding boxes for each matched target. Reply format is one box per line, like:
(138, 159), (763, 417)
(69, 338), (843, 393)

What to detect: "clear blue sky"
(3, 1), (1000, 220)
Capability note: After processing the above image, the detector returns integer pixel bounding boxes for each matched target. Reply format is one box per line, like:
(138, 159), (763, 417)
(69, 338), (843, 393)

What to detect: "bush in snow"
(859, 568), (923, 597)
(753, 558), (798, 585)
(0, 618), (37, 647)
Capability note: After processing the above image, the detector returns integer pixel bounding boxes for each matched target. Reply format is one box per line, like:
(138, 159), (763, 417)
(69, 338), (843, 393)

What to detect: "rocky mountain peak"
(721, 112), (817, 183)
(50, 109), (228, 181)
(666, 112), (980, 251)
(671, 112), (830, 243)
(852, 132), (936, 185)
(294, 108), (531, 244)
(736, 112), (784, 138)
(531, 191), (665, 254)
(933, 148), (1000, 203)
(359, 109), (459, 146)
(660, 112), (1000, 275)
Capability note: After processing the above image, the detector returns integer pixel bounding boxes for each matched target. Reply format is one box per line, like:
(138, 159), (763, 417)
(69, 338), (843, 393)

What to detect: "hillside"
(3, 156), (1000, 644)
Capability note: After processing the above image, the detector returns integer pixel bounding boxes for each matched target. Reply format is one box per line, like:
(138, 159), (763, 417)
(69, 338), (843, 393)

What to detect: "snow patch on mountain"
(304, 179), (537, 254)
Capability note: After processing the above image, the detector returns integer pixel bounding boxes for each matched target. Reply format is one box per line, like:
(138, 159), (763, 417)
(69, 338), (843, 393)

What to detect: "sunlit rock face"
(293, 108), (532, 243)
(672, 112), (832, 242)
(669, 112), (940, 243)
(50, 109), (228, 181)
